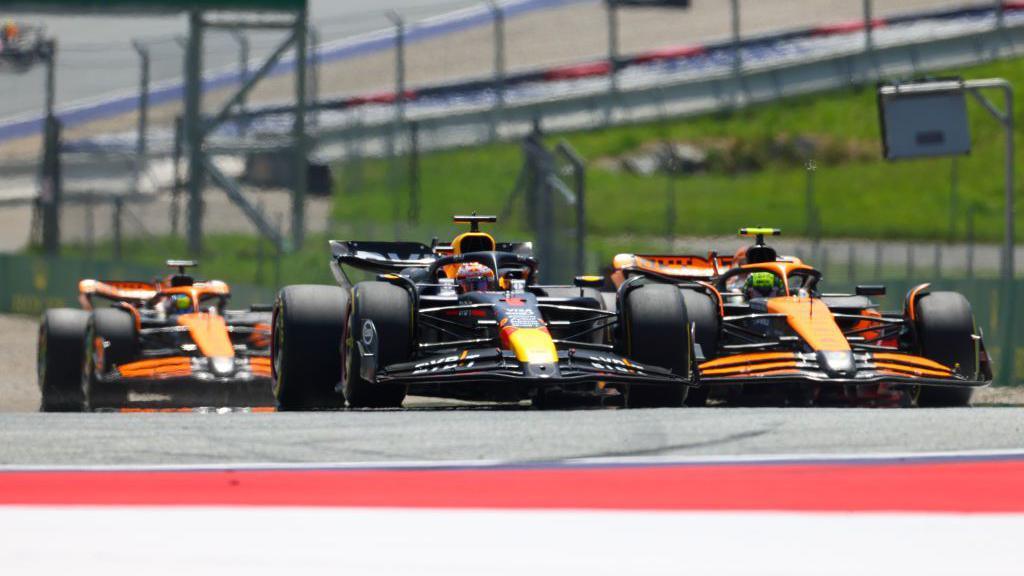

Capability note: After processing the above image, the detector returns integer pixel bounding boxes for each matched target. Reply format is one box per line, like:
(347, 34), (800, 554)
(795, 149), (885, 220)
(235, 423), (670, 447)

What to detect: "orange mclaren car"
(37, 261), (274, 411)
(611, 228), (992, 407)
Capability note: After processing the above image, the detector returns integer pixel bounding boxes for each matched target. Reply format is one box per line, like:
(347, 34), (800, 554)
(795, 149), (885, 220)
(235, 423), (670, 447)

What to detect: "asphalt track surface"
(2, 315), (1024, 467)
(2, 407), (1023, 467)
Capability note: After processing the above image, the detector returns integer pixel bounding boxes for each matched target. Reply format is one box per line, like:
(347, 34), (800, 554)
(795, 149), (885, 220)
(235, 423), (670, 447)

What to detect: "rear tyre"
(272, 285), (349, 411)
(620, 284), (691, 408)
(343, 282), (411, 408)
(83, 308), (139, 410)
(38, 309), (90, 412)
(681, 289), (719, 407)
(914, 291), (977, 407)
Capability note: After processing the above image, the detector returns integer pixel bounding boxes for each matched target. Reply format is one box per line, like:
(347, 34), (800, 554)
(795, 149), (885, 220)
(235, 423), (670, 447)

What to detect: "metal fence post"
(408, 121), (420, 224)
(389, 11), (406, 125)
(388, 11), (406, 235)
(607, 0), (619, 96)
(996, 0), (1005, 31)
(966, 205), (975, 280)
(488, 0), (505, 140)
(40, 114), (61, 255)
(113, 196), (123, 261)
(131, 41), (150, 195)
(730, 0), (742, 102)
(230, 30), (250, 136)
(184, 11), (205, 256)
(309, 25), (320, 130)
(292, 6), (309, 250)
(863, 0), (874, 54)
(998, 83), (1015, 385)
(172, 115), (183, 237)
(40, 39), (61, 255)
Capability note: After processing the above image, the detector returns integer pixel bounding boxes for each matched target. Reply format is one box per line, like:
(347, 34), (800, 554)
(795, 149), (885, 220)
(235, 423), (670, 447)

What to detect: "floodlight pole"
(293, 5), (309, 249)
(184, 10), (204, 256)
(388, 11), (406, 124)
(731, 0), (741, 99)
(488, 0), (506, 111)
(229, 30), (250, 135)
(862, 0), (874, 54)
(132, 40), (150, 194)
(881, 79), (1016, 384)
(606, 0), (619, 96)
(964, 79), (1015, 386)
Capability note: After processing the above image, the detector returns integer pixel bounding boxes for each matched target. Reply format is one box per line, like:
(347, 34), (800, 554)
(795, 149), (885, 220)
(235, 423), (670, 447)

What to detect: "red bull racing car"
(272, 214), (696, 409)
(611, 228), (992, 407)
(37, 261), (275, 411)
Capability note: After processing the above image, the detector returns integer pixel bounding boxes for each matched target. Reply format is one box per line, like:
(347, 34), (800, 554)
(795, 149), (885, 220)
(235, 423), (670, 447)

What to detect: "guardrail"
(316, 16), (1024, 160)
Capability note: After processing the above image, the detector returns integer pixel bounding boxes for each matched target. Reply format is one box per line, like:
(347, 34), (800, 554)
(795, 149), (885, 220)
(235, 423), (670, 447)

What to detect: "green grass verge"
(334, 58), (1024, 244)
(51, 57), (1024, 288)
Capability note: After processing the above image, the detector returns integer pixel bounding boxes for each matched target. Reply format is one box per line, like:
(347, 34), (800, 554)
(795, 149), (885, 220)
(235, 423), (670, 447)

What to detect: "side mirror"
(574, 275), (605, 289)
(856, 285), (886, 297)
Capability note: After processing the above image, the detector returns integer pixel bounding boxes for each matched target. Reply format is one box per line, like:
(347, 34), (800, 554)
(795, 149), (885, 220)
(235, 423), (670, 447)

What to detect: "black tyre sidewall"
(38, 309), (90, 412)
(620, 283), (691, 408)
(681, 289), (719, 407)
(344, 282), (412, 408)
(914, 291), (976, 407)
(273, 285), (349, 411)
(83, 308), (138, 410)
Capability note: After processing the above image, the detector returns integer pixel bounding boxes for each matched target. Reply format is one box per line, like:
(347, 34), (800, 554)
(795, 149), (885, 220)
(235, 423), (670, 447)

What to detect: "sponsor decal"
(361, 320), (376, 348)
(502, 307), (543, 329)
(590, 356), (644, 374)
(412, 353), (481, 375)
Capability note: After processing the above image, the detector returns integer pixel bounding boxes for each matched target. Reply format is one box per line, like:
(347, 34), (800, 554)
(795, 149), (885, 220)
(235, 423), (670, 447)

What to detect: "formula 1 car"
(37, 261), (275, 411)
(611, 228), (992, 407)
(272, 214), (695, 410)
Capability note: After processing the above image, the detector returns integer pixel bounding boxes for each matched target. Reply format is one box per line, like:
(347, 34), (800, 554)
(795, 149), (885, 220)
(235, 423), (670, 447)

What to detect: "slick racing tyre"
(343, 282), (412, 408)
(273, 285), (349, 411)
(83, 308), (139, 410)
(38, 309), (90, 412)
(620, 283), (691, 408)
(680, 288), (719, 407)
(914, 291), (977, 407)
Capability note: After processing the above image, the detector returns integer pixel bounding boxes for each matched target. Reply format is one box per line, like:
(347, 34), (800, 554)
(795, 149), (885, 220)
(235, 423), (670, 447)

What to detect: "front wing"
(372, 347), (691, 389)
(91, 356), (275, 409)
(697, 351), (989, 388)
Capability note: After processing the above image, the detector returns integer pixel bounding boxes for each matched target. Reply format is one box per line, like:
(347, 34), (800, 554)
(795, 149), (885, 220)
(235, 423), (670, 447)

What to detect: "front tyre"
(272, 285), (349, 411)
(914, 291), (977, 407)
(83, 308), (138, 410)
(38, 309), (90, 412)
(343, 282), (412, 408)
(619, 284), (691, 408)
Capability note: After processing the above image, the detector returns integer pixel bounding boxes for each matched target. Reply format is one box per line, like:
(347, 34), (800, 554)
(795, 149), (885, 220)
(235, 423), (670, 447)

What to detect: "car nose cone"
(818, 350), (855, 377)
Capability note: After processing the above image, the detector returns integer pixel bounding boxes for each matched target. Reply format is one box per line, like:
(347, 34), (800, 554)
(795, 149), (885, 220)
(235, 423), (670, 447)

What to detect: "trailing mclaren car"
(37, 261), (275, 411)
(611, 228), (992, 407)
(272, 215), (695, 410)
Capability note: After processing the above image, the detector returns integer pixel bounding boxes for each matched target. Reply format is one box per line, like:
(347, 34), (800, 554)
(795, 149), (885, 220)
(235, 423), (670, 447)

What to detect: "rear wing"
(611, 253), (734, 286)
(330, 241), (437, 273)
(79, 280), (158, 309)
(330, 240), (536, 273)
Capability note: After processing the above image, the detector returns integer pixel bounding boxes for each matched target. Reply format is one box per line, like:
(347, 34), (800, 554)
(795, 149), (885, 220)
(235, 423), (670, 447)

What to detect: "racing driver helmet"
(454, 262), (495, 293)
(165, 294), (194, 315)
(744, 271), (784, 299)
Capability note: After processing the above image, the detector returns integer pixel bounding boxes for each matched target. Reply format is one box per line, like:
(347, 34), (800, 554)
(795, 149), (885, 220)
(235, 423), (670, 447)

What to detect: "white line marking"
(1, 507), (1021, 575)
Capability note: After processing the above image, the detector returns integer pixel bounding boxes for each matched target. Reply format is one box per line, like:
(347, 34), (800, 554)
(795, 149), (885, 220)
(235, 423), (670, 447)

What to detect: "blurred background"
(1, 0), (1023, 384)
